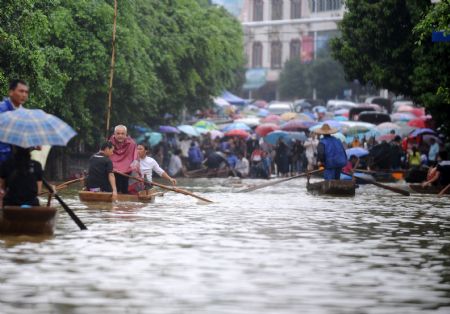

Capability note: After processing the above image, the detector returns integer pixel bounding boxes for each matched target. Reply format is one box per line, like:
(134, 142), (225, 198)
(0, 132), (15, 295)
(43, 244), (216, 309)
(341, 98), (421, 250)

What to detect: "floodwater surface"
(1, 178), (450, 314)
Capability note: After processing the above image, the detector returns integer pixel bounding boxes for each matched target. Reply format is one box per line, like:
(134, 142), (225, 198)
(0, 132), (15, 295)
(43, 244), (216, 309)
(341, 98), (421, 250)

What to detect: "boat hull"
(409, 184), (450, 195)
(0, 206), (57, 235)
(79, 191), (157, 203)
(307, 180), (356, 196)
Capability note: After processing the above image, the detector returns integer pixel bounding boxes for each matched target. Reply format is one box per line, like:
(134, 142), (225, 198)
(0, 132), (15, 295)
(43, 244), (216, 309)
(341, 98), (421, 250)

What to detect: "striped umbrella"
(0, 108), (76, 148)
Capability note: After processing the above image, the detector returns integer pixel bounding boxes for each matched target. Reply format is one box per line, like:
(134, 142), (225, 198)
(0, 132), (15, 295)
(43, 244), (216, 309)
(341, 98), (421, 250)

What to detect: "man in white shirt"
(133, 144), (177, 186)
(235, 152), (249, 178)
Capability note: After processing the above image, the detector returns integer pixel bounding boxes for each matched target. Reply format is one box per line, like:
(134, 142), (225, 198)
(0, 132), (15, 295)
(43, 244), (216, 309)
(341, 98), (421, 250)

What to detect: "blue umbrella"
(345, 147), (369, 159)
(0, 108), (76, 148)
(264, 131), (306, 145)
(222, 122), (252, 132)
(257, 108), (269, 117)
(136, 132), (163, 147)
(177, 125), (200, 137)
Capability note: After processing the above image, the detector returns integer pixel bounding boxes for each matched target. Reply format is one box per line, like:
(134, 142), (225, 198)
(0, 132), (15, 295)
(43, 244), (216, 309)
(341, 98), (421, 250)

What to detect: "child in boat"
(86, 142), (118, 200)
(0, 146), (43, 207)
(131, 144), (176, 189)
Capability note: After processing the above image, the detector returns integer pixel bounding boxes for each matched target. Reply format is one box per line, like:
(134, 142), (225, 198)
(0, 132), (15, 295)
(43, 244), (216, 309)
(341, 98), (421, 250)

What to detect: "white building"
(213, 0), (345, 100)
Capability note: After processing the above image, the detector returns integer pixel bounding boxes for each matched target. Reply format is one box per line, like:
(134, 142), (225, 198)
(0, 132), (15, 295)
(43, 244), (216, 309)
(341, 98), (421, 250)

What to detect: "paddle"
(114, 171), (213, 203)
(39, 177), (85, 196)
(236, 169), (323, 193)
(341, 171), (410, 196)
(438, 184), (450, 197)
(42, 179), (88, 230)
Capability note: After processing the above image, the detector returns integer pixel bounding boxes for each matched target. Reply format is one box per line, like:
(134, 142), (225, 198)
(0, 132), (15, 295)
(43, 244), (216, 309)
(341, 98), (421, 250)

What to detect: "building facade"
(213, 0), (345, 100)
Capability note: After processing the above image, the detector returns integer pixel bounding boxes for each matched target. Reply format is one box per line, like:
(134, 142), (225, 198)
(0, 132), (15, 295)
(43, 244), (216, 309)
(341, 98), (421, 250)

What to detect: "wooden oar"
(438, 184), (450, 197)
(39, 177), (85, 196)
(42, 178), (87, 230)
(114, 171), (213, 203)
(341, 171), (410, 196)
(236, 169), (323, 193)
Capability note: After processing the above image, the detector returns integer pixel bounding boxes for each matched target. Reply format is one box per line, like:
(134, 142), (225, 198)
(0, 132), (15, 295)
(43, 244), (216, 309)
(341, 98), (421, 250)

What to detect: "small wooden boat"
(0, 206), (57, 235)
(307, 180), (356, 196)
(409, 184), (450, 195)
(79, 190), (161, 203)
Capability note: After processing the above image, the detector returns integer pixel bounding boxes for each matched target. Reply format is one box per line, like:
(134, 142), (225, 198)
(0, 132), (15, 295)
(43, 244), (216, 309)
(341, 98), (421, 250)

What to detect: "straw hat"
(314, 123), (338, 135)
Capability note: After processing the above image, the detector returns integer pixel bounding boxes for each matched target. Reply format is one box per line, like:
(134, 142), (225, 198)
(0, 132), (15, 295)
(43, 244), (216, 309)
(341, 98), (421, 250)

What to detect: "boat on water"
(409, 184), (450, 195)
(307, 180), (356, 196)
(0, 206), (57, 235)
(79, 190), (162, 203)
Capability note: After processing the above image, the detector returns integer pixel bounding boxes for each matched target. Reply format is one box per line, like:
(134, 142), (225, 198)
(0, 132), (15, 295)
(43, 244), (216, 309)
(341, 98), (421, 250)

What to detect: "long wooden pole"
(235, 169), (323, 193)
(114, 171), (214, 203)
(438, 184), (450, 197)
(341, 171), (410, 196)
(105, 0), (118, 138)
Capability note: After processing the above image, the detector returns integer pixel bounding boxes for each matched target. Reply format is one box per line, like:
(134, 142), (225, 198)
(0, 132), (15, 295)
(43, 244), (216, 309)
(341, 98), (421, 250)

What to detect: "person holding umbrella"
(0, 80), (29, 165)
(0, 146), (43, 206)
(315, 124), (347, 180)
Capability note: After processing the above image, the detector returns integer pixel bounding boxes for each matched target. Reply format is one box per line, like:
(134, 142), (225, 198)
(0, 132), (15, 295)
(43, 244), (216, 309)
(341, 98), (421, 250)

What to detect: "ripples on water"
(1, 178), (449, 314)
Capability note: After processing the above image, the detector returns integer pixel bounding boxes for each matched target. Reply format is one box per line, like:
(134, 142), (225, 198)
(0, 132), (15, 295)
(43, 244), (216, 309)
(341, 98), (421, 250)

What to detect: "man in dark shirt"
(0, 146), (43, 206)
(86, 142), (117, 200)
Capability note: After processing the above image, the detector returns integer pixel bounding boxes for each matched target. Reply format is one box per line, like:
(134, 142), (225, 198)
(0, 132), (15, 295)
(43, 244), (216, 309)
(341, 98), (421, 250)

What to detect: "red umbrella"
(408, 118), (427, 128)
(255, 123), (280, 137)
(224, 129), (250, 138)
(261, 114), (282, 124)
(411, 107), (425, 117)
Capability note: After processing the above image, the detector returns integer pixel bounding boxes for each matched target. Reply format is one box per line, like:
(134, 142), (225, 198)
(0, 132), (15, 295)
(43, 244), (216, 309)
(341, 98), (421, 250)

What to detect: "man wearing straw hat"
(315, 123), (347, 180)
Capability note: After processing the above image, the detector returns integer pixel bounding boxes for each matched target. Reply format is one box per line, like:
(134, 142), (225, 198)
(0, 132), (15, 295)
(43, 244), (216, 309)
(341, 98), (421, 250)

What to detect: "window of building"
(291, 0), (302, 19)
(271, 41), (282, 69)
(290, 40), (301, 60)
(253, 0), (264, 21)
(310, 0), (342, 12)
(252, 42), (263, 67)
(271, 0), (283, 20)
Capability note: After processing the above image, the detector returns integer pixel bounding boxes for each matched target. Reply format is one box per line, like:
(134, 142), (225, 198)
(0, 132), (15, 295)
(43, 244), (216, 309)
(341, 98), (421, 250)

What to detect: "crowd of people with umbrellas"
(133, 99), (447, 184)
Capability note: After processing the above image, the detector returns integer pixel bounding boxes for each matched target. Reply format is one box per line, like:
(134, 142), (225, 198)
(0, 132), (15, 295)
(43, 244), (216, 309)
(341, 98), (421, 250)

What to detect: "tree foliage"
(331, 0), (449, 135)
(0, 0), (244, 147)
(279, 56), (349, 101)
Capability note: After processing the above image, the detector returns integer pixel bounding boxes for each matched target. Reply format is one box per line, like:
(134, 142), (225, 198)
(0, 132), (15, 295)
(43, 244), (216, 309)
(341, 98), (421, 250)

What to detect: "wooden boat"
(307, 180), (356, 196)
(0, 206), (57, 235)
(409, 184), (450, 195)
(79, 190), (161, 203)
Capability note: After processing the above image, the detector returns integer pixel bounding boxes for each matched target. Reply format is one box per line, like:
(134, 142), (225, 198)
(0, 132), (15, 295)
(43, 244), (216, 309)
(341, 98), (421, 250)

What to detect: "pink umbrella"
(281, 120), (318, 131)
(261, 114), (282, 124)
(397, 105), (414, 112)
(377, 134), (396, 142)
(376, 122), (400, 130)
(255, 123), (280, 137)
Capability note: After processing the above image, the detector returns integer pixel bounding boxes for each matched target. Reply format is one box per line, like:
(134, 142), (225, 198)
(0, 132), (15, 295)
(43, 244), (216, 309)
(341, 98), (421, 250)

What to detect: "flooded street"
(1, 178), (450, 314)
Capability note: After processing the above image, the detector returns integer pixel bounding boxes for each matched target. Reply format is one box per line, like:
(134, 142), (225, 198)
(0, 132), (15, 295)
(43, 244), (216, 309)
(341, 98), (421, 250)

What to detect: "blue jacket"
(0, 98), (15, 155)
(319, 136), (347, 169)
(188, 146), (203, 163)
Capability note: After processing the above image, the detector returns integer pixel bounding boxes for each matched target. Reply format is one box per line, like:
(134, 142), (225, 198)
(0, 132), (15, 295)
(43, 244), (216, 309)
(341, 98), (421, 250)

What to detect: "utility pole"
(105, 0), (118, 139)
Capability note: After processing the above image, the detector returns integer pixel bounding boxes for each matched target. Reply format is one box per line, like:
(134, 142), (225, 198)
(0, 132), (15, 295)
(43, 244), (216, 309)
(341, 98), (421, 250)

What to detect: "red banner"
(301, 35), (314, 63)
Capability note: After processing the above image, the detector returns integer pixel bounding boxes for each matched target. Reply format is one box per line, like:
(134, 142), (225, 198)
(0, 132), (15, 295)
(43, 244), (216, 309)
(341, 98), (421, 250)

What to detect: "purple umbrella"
(409, 128), (437, 138)
(281, 120), (318, 131)
(159, 125), (180, 134)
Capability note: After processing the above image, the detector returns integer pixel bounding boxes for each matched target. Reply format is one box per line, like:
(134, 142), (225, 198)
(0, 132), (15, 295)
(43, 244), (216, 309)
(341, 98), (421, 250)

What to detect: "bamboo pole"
(105, 0), (118, 138)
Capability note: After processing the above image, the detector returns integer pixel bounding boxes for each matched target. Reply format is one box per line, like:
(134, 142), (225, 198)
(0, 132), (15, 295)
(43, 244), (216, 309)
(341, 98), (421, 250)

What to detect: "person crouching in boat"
(132, 144), (177, 189)
(422, 151), (450, 188)
(0, 146), (43, 207)
(315, 124), (347, 180)
(86, 142), (118, 201)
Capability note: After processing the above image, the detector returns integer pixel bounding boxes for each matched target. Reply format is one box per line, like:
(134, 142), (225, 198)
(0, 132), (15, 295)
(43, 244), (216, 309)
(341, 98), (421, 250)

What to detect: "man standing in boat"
(315, 124), (347, 180)
(86, 141), (118, 201)
(0, 80), (29, 166)
(109, 125), (137, 194)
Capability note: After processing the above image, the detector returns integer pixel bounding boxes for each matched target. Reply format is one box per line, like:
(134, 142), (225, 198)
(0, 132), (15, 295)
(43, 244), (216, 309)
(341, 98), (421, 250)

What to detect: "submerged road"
(1, 178), (449, 314)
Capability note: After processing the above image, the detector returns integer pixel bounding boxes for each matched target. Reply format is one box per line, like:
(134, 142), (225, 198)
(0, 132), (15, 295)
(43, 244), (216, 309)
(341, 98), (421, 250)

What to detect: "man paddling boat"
(86, 142), (118, 201)
(315, 124), (347, 180)
(131, 144), (176, 188)
(422, 151), (450, 188)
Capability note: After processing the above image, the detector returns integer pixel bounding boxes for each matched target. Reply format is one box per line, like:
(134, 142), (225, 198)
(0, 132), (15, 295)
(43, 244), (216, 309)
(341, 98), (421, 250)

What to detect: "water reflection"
(0, 178), (449, 313)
